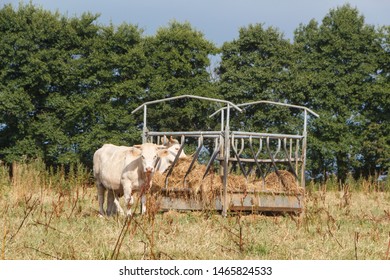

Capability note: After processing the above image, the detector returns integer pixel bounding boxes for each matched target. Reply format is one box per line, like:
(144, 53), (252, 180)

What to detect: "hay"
(153, 157), (210, 192)
(152, 157), (303, 194)
(264, 170), (304, 194)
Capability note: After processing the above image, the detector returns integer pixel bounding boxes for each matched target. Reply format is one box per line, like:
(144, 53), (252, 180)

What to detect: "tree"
(293, 4), (386, 181)
(0, 4), (146, 167)
(217, 24), (299, 134)
(0, 3), (83, 164)
(357, 25), (390, 176)
(140, 21), (219, 132)
(68, 21), (146, 166)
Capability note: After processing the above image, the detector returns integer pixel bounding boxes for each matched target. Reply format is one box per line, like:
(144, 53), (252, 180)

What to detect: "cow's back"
(93, 144), (130, 191)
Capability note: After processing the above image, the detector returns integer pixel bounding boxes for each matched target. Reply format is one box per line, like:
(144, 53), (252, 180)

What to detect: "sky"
(1, 0), (389, 46)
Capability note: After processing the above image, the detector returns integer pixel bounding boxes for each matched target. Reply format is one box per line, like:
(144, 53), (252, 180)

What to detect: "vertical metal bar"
(203, 142), (220, 180)
(219, 109), (225, 179)
(282, 138), (298, 179)
(256, 138), (266, 187)
(142, 105), (147, 144)
(231, 137), (248, 179)
(301, 109), (308, 189)
(221, 109), (225, 132)
(184, 135), (203, 186)
(248, 136), (264, 179)
(222, 104), (231, 217)
(164, 135), (186, 188)
(295, 139), (299, 176)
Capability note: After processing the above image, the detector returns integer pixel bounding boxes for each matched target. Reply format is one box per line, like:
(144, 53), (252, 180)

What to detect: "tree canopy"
(0, 3), (388, 181)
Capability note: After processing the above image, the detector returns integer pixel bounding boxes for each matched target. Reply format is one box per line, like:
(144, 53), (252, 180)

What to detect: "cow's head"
(161, 136), (187, 159)
(132, 143), (169, 174)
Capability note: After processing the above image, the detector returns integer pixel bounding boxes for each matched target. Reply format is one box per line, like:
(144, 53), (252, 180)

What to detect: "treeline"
(0, 3), (389, 182)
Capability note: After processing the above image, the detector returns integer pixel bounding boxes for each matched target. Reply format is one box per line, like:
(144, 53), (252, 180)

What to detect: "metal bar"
(142, 105), (147, 143)
(222, 104), (231, 217)
(301, 109), (308, 189)
(132, 94), (242, 114)
(225, 158), (303, 163)
(266, 137), (281, 177)
(221, 109), (224, 131)
(254, 138), (266, 187)
(295, 139), (300, 176)
(282, 138), (299, 179)
(147, 131), (223, 137)
(157, 190), (303, 213)
(237, 138), (245, 156)
(164, 135), (186, 188)
(237, 100), (319, 118)
(230, 138), (248, 179)
(149, 130), (304, 140)
(248, 136), (264, 179)
(210, 100), (319, 119)
(232, 131), (304, 140)
(183, 135), (204, 186)
(203, 142), (221, 180)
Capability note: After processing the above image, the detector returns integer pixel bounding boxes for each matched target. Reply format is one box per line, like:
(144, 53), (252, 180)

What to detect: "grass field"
(1, 160), (389, 260)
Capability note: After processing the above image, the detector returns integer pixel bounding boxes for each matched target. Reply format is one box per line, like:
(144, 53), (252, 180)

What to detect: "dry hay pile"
(153, 157), (215, 193)
(153, 157), (303, 195)
(263, 170), (304, 194)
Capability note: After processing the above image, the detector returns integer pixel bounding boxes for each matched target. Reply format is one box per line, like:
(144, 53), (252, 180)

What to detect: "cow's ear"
(129, 147), (142, 157)
(169, 136), (179, 144)
(157, 149), (169, 158)
(133, 144), (142, 149)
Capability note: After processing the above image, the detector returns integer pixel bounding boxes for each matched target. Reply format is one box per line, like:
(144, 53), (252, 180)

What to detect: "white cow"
(93, 140), (186, 216)
(156, 136), (186, 172)
(119, 143), (170, 215)
(93, 144), (127, 216)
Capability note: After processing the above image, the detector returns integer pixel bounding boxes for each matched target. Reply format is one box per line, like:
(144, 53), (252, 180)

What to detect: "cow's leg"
(141, 194), (146, 214)
(140, 181), (152, 214)
(122, 182), (134, 216)
(114, 196), (125, 215)
(106, 190), (116, 216)
(107, 190), (124, 216)
(97, 183), (106, 216)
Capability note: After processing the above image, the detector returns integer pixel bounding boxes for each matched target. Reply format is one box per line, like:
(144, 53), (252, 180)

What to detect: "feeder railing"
(131, 95), (319, 215)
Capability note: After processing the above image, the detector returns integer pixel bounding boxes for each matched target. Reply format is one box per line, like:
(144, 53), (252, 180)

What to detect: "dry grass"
(0, 160), (389, 260)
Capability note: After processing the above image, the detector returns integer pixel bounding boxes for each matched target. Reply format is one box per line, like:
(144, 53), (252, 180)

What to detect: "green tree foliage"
(358, 25), (390, 176)
(217, 24), (300, 134)
(0, 5), (217, 168)
(141, 21), (219, 132)
(0, 4), (80, 164)
(0, 4), (145, 167)
(0, 3), (388, 182)
(293, 4), (388, 181)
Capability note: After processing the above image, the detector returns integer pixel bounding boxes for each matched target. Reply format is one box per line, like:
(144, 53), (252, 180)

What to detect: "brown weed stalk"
(9, 195), (40, 242)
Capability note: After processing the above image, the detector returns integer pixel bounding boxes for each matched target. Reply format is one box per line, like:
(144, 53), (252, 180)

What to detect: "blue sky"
(1, 0), (389, 46)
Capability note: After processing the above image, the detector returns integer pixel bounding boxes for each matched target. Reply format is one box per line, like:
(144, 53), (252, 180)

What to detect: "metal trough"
(132, 95), (318, 215)
(157, 189), (304, 214)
